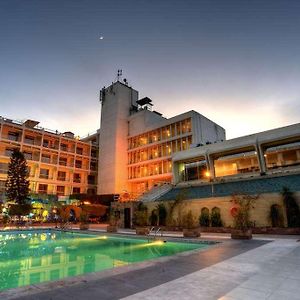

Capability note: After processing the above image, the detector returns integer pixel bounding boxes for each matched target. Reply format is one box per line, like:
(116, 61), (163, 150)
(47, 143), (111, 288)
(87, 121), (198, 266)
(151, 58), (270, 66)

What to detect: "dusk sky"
(0, 0), (300, 139)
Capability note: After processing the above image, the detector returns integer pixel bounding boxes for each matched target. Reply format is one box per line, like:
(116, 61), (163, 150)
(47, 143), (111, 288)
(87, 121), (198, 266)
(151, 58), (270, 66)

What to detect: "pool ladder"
(147, 227), (162, 242)
(60, 221), (72, 231)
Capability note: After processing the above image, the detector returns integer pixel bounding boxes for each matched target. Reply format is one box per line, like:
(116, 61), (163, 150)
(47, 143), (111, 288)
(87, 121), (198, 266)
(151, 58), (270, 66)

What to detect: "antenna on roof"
(117, 69), (122, 81)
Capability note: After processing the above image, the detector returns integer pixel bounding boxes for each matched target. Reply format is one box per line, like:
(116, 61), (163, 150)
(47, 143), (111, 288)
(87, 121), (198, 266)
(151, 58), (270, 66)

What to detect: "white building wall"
(191, 111), (226, 145)
(128, 109), (166, 137)
(98, 82), (138, 195)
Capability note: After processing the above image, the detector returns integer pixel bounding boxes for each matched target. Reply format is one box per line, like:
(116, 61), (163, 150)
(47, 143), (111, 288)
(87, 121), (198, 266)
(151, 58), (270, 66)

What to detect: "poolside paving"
(1, 228), (299, 300)
(122, 238), (300, 300)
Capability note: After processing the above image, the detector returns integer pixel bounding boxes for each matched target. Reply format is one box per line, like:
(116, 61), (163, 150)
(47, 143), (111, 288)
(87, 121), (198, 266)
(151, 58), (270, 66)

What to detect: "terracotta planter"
(183, 228), (201, 238)
(79, 223), (89, 230)
(231, 229), (252, 240)
(107, 225), (118, 233)
(135, 227), (150, 235)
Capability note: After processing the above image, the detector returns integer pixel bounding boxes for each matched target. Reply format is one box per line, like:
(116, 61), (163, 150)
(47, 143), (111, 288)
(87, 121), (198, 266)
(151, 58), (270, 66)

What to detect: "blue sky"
(0, 0), (300, 138)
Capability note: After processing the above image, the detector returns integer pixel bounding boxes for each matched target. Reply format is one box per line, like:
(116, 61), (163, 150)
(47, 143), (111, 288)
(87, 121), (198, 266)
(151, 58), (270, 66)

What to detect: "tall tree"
(5, 149), (30, 204)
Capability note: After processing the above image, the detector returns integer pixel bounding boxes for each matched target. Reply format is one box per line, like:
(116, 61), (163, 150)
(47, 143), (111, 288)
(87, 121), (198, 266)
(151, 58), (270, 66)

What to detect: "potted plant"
(79, 212), (89, 230)
(182, 210), (201, 238)
(231, 194), (258, 239)
(134, 203), (149, 235)
(107, 209), (119, 233)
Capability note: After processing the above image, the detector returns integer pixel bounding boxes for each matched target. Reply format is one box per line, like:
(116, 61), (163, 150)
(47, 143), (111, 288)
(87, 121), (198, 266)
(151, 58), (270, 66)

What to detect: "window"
(76, 147), (83, 155)
(0, 163), (8, 174)
(8, 131), (20, 141)
(75, 160), (82, 168)
(73, 187), (80, 194)
(57, 186), (65, 195)
(38, 184), (48, 194)
(41, 154), (50, 163)
(73, 173), (81, 183)
(57, 171), (66, 181)
(5, 148), (16, 157)
(23, 151), (33, 161)
(24, 135), (35, 145)
(59, 157), (67, 166)
(88, 175), (95, 185)
(43, 139), (49, 147)
(60, 143), (68, 151)
(39, 169), (49, 179)
(90, 162), (97, 171)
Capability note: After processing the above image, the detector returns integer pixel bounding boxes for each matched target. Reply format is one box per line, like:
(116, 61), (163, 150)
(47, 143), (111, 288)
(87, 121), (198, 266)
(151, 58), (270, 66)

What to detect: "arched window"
(270, 204), (284, 227)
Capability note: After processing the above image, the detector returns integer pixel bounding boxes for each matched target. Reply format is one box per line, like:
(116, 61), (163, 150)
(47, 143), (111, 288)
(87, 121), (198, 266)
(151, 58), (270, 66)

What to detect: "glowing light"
(99, 236), (107, 240)
(205, 171), (210, 177)
(150, 240), (165, 246)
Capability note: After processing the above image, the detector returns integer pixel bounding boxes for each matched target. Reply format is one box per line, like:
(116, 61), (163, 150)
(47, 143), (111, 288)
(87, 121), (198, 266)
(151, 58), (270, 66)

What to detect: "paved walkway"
(122, 238), (300, 300)
(1, 225), (300, 299)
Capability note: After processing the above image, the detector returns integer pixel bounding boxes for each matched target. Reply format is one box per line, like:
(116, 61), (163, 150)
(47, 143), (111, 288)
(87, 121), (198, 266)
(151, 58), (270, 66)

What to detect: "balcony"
(57, 176), (66, 181)
(24, 138), (41, 146)
(73, 178), (81, 183)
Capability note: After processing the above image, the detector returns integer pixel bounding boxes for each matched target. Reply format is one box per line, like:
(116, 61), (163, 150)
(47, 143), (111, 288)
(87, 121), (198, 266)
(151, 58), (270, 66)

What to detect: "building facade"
(172, 122), (300, 185)
(0, 117), (98, 201)
(97, 81), (225, 198)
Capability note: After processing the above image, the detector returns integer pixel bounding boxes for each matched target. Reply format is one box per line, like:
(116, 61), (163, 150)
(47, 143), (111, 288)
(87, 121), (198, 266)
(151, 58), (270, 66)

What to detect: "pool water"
(0, 230), (209, 291)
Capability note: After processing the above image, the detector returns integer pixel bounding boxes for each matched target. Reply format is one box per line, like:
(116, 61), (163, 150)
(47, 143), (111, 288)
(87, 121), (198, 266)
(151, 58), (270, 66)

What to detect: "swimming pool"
(0, 230), (210, 291)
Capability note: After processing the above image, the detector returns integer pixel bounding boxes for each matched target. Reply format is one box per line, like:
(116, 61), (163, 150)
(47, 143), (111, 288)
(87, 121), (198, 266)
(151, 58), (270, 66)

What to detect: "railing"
(60, 221), (72, 231)
(147, 227), (163, 242)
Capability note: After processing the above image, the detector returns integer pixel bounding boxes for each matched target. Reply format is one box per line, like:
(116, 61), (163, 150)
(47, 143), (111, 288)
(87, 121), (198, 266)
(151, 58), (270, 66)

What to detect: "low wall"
(145, 192), (300, 227)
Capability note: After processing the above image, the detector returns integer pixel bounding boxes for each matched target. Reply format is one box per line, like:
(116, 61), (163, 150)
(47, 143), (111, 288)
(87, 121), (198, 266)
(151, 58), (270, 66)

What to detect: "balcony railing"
(38, 189), (48, 194)
(39, 174), (51, 179)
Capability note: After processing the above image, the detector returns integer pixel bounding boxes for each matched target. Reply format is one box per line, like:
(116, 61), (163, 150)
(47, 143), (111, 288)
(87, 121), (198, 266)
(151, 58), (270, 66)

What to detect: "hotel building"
(98, 81), (225, 198)
(172, 122), (300, 185)
(0, 117), (98, 201)
(1, 77), (299, 224)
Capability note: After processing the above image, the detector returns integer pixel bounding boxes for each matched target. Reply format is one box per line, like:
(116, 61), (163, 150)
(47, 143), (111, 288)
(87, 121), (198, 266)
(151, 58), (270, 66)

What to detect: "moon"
(99, 36), (104, 40)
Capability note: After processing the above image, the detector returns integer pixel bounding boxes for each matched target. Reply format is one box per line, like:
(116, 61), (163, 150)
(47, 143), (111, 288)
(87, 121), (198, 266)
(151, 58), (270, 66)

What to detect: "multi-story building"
(98, 81), (225, 198)
(0, 117), (98, 201)
(172, 122), (300, 185)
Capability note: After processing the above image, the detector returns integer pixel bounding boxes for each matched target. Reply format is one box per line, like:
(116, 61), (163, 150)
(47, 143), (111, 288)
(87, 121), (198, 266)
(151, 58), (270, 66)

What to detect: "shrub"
(8, 204), (32, 219)
(157, 203), (167, 226)
(199, 210), (210, 227)
(182, 210), (197, 229)
(149, 210), (158, 226)
(133, 203), (148, 226)
(79, 212), (89, 224)
(211, 210), (223, 227)
(231, 194), (258, 230)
